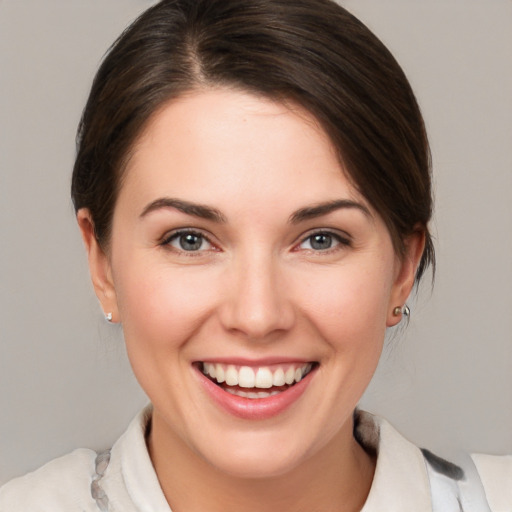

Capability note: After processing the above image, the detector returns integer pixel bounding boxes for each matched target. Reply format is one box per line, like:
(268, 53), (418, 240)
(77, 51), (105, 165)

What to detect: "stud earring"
(393, 305), (411, 318)
(105, 312), (113, 323)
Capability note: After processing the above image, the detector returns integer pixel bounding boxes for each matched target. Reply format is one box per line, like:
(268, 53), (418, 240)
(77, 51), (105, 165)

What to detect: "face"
(80, 89), (420, 478)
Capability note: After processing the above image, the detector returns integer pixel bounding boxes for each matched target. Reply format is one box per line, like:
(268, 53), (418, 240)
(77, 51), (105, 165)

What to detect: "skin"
(78, 88), (424, 512)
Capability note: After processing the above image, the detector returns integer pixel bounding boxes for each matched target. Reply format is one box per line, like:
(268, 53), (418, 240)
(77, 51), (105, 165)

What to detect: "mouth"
(199, 361), (317, 399)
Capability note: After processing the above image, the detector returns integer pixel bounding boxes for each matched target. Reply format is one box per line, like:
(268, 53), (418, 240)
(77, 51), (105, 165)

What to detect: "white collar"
(102, 405), (433, 511)
(356, 410), (432, 511)
(102, 405), (171, 512)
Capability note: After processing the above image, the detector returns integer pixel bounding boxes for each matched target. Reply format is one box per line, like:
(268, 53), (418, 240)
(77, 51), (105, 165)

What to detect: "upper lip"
(194, 357), (315, 367)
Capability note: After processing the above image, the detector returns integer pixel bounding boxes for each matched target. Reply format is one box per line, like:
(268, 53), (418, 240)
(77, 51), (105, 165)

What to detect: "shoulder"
(472, 453), (512, 512)
(355, 410), (509, 512)
(0, 448), (98, 512)
(0, 406), (156, 512)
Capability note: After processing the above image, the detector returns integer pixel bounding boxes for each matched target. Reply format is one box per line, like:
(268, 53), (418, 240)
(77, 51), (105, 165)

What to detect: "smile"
(201, 362), (315, 399)
(195, 360), (318, 420)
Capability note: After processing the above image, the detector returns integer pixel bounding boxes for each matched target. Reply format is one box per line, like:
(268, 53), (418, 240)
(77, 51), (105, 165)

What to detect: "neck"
(148, 411), (375, 512)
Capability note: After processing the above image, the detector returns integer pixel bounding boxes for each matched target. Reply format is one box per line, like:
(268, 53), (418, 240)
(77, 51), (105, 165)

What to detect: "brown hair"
(71, 0), (435, 282)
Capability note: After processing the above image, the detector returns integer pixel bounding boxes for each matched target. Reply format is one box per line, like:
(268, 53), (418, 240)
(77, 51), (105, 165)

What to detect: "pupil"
(311, 234), (332, 250)
(180, 233), (202, 251)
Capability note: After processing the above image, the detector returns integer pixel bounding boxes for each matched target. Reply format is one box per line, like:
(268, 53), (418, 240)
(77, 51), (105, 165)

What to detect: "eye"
(298, 231), (349, 251)
(163, 230), (213, 252)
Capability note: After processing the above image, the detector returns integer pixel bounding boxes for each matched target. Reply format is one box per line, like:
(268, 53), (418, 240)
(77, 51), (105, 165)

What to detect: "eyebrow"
(139, 197), (370, 224)
(289, 199), (371, 223)
(139, 198), (227, 223)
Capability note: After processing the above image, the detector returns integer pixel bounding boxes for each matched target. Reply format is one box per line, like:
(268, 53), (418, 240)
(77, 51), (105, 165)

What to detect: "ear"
(386, 228), (426, 327)
(77, 209), (119, 323)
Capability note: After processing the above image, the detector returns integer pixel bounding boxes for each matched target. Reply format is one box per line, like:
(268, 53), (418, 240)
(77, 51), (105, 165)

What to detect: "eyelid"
(294, 228), (352, 251)
(159, 227), (352, 253)
(160, 228), (219, 252)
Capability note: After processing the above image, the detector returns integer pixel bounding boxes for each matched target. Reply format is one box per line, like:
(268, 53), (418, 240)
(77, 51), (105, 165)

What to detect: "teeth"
(284, 367), (295, 385)
(202, 362), (313, 389)
(225, 388), (282, 399)
(239, 366), (255, 388)
(255, 368), (273, 388)
(272, 368), (285, 386)
(216, 364), (225, 383)
(225, 365), (238, 386)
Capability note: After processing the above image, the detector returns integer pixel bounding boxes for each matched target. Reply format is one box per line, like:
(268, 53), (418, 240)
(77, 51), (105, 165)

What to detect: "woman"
(1, 0), (509, 510)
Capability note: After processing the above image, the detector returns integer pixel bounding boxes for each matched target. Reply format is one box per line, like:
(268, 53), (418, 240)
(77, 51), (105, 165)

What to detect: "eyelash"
(161, 229), (216, 255)
(295, 230), (352, 253)
(160, 228), (351, 255)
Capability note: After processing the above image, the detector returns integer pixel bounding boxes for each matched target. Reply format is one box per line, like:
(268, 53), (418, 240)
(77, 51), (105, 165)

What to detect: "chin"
(191, 425), (323, 480)
(205, 446), (306, 480)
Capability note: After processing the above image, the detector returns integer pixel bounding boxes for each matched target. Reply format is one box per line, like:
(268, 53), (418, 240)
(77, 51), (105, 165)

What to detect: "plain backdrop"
(1, 0), (511, 485)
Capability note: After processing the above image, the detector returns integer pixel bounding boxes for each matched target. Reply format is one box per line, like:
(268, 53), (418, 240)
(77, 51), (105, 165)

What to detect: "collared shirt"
(1, 406), (510, 511)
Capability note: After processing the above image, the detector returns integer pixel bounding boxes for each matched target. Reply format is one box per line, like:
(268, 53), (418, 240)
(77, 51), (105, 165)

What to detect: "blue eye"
(299, 232), (347, 251)
(165, 231), (212, 252)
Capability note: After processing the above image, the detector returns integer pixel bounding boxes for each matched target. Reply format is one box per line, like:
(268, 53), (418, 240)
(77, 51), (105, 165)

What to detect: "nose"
(218, 251), (295, 341)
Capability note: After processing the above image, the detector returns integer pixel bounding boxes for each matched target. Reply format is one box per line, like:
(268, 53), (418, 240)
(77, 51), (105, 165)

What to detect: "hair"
(71, 0), (435, 282)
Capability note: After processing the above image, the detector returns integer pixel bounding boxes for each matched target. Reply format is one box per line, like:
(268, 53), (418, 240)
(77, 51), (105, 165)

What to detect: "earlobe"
(77, 209), (119, 323)
(387, 229), (426, 327)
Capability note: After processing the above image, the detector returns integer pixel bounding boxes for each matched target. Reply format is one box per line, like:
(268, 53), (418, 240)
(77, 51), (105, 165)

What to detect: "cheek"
(296, 261), (394, 347)
(112, 257), (221, 352)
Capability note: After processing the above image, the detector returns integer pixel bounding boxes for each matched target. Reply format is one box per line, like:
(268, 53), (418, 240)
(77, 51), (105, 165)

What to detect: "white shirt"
(1, 406), (510, 511)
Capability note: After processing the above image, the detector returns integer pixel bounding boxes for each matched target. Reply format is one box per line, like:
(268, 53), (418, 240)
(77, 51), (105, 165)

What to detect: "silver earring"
(105, 312), (113, 323)
(393, 305), (411, 317)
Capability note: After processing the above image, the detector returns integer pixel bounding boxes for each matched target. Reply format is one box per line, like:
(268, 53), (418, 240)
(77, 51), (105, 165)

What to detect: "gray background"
(1, 0), (511, 484)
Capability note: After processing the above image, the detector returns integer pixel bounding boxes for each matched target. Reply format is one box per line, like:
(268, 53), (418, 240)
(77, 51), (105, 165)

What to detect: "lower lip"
(196, 367), (315, 420)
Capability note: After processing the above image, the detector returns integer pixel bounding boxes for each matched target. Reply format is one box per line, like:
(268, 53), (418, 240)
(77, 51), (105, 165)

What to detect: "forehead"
(120, 88), (369, 216)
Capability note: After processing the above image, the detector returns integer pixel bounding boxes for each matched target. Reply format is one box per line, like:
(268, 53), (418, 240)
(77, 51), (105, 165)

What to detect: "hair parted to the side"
(71, 0), (435, 283)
